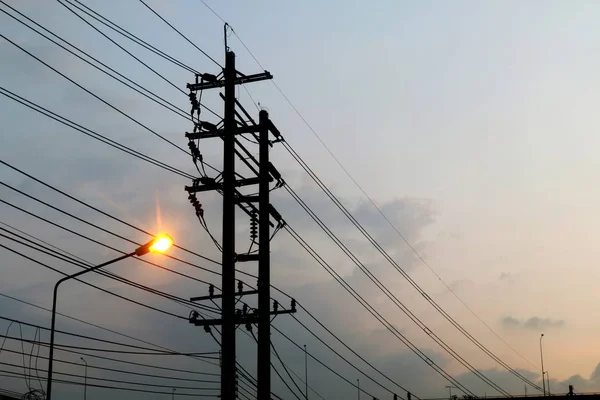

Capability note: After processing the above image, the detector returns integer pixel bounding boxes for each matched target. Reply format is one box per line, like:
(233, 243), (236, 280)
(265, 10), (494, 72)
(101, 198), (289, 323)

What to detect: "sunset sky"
(1, 1), (600, 399)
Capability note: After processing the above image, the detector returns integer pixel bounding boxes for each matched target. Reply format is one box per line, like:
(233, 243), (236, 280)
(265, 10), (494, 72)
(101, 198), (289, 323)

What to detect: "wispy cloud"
(502, 316), (565, 330)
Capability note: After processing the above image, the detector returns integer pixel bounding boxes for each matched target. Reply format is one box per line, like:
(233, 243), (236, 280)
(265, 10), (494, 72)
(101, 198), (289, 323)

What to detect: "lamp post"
(172, 388), (176, 400)
(446, 385), (458, 399)
(357, 379), (360, 400)
(45, 234), (173, 400)
(80, 357), (87, 400)
(304, 344), (308, 400)
(540, 334), (546, 396)
(546, 371), (551, 396)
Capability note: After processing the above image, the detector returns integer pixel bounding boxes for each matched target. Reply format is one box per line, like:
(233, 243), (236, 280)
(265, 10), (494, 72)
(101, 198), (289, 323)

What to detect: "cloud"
(448, 278), (475, 292)
(499, 272), (512, 281)
(524, 317), (565, 330)
(501, 316), (565, 330)
(501, 316), (520, 327)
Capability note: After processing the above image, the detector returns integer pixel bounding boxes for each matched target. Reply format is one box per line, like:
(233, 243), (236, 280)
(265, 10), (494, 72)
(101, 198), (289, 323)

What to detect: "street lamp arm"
(55, 252), (136, 288)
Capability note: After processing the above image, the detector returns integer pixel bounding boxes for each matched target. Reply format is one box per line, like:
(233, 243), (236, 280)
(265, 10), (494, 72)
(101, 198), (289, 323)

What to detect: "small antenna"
(224, 23), (230, 53)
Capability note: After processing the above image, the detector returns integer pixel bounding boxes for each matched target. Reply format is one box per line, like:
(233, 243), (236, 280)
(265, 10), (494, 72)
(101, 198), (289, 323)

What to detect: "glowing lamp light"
(135, 234), (173, 256)
(149, 234), (173, 253)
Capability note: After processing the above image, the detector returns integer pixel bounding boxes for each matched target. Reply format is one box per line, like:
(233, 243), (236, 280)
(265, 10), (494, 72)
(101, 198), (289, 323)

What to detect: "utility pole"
(220, 49), (237, 400)
(257, 108), (271, 400)
(184, 35), (295, 400)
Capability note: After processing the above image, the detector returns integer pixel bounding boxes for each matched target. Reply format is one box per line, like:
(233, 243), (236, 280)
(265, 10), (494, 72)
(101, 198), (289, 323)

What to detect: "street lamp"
(540, 334), (546, 396)
(45, 234), (173, 400)
(304, 344), (308, 400)
(80, 357), (87, 400)
(172, 387), (176, 400)
(446, 385), (458, 399)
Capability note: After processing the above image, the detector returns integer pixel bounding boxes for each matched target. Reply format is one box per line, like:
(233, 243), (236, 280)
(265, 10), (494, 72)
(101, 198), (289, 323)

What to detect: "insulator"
(237, 280), (243, 293)
(188, 141), (203, 161)
(273, 300), (279, 312)
(291, 299), (297, 312)
(242, 304), (248, 314)
(209, 284), (214, 297)
(189, 310), (199, 322)
(250, 212), (258, 241)
(245, 323), (252, 332)
(203, 325), (210, 333)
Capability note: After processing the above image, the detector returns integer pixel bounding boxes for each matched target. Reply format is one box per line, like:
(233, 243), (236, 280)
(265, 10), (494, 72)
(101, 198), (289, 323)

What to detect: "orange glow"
(149, 234), (173, 254)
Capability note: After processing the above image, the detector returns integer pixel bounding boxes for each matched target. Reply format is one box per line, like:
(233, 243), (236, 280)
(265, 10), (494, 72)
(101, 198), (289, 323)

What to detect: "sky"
(1, 0), (600, 399)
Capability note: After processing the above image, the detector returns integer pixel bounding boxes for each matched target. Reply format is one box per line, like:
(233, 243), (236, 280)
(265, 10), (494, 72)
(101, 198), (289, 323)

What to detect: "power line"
(0, 335), (212, 357)
(284, 185), (510, 396)
(175, 8), (499, 395)
(132, 7), (424, 396)
(0, 316), (219, 357)
(271, 342), (306, 400)
(295, 299), (411, 398)
(137, 0), (222, 67)
(0, 294), (219, 376)
(0, 178), (221, 280)
(0, 242), (186, 320)
(56, 0), (186, 97)
(0, 87), (196, 180)
(0, 370), (215, 396)
(0, 1), (193, 122)
(0, 158), (221, 267)
(0, 32), (191, 156)
(282, 142), (539, 393)
(272, 323), (381, 399)
(283, 354), (328, 400)
(63, 0), (201, 74)
(283, 223), (474, 396)
(198, 0), (226, 24)
(225, 13), (539, 375)
(0, 202), (220, 315)
(0, 182), (218, 290)
(0, 360), (218, 391)
(0, 348), (219, 384)
(55, 0), (224, 121)
(0, 162), (407, 397)
(207, 5), (538, 383)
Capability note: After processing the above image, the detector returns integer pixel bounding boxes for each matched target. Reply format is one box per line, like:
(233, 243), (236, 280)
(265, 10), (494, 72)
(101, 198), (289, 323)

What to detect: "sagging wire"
(18, 323), (32, 391)
(27, 328), (39, 390)
(21, 389), (44, 400)
(0, 321), (15, 356)
(188, 192), (222, 252)
(1, 321), (45, 400)
(270, 221), (285, 242)
(30, 328), (44, 393)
